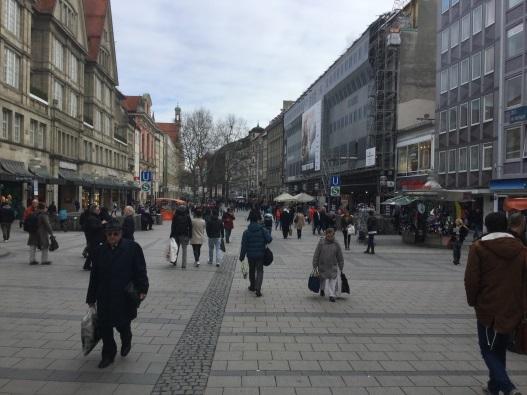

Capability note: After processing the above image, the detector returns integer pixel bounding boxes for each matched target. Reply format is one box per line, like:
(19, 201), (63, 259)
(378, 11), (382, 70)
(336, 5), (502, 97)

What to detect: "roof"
(121, 96), (141, 112)
(156, 122), (180, 145)
(34, 0), (57, 13)
(83, 0), (109, 62)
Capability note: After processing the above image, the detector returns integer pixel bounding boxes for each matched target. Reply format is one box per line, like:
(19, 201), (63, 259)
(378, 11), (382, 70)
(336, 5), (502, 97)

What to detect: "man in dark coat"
(121, 206), (135, 241)
(170, 205), (192, 268)
(280, 208), (292, 239)
(364, 210), (378, 254)
(86, 219), (149, 369)
(83, 205), (106, 271)
(0, 201), (15, 242)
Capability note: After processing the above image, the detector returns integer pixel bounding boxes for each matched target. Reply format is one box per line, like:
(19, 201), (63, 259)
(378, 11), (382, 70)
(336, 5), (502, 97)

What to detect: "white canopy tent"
(274, 192), (297, 202)
(293, 193), (315, 203)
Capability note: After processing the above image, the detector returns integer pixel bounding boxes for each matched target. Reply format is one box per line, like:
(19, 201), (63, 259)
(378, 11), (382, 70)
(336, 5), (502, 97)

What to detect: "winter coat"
(240, 222), (272, 260)
(170, 207), (192, 240)
(312, 238), (344, 280)
(0, 204), (15, 224)
(27, 212), (53, 249)
(58, 209), (68, 221)
(122, 215), (135, 240)
(85, 213), (105, 246)
(313, 211), (321, 226)
(191, 218), (206, 245)
(452, 225), (469, 243)
(263, 213), (273, 228)
(206, 217), (224, 239)
(86, 239), (149, 327)
(465, 232), (526, 334)
(280, 211), (292, 227)
(367, 215), (378, 233)
(294, 213), (305, 229)
(222, 212), (235, 230)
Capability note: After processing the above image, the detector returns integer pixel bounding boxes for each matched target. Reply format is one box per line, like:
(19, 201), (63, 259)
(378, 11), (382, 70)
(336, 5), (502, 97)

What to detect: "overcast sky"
(111, 0), (395, 128)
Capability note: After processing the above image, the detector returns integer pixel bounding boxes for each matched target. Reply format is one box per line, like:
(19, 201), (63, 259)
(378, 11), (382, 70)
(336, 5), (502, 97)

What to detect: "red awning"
(504, 197), (527, 212)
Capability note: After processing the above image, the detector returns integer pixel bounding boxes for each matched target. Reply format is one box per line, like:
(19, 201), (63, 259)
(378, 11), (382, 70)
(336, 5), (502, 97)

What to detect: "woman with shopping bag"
(312, 228), (344, 302)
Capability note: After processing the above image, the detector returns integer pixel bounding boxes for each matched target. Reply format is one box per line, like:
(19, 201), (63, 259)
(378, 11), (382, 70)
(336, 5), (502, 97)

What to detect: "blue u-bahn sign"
(330, 176), (341, 187)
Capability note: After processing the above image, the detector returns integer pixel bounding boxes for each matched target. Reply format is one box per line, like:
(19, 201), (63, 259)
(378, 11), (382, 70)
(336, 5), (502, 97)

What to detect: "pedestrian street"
(0, 219), (526, 394)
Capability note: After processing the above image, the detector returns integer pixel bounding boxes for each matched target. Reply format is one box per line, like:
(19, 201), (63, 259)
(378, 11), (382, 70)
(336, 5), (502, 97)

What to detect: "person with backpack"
(240, 210), (272, 297)
(0, 199), (15, 242)
(206, 209), (224, 267)
(263, 210), (274, 235)
(170, 205), (192, 268)
(27, 202), (54, 265)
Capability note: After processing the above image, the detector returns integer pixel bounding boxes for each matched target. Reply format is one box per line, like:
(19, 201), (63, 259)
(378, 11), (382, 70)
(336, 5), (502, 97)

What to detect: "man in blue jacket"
(240, 211), (272, 297)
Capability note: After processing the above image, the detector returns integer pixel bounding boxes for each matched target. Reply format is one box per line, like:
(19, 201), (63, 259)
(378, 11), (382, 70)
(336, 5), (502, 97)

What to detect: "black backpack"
(24, 213), (40, 233)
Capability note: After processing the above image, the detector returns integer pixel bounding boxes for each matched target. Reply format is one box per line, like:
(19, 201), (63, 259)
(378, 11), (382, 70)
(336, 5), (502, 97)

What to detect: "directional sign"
(140, 171), (152, 182)
(330, 186), (341, 197)
(141, 182), (151, 193)
(330, 176), (341, 187)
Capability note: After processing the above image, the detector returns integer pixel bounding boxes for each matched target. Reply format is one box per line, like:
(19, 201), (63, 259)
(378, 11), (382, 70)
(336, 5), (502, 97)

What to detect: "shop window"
(471, 99), (481, 125)
(418, 141), (431, 170)
(408, 144), (418, 172)
(470, 145), (480, 170)
(506, 127), (521, 160)
(484, 93), (494, 121)
(505, 75), (522, 108)
(507, 23), (524, 58)
(483, 143), (493, 169)
(460, 58), (470, 85)
(459, 147), (468, 172)
(448, 149), (457, 173)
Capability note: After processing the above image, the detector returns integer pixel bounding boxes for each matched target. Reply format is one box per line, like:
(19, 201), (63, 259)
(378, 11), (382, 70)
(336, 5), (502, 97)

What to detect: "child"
(312, 228), (344, 302)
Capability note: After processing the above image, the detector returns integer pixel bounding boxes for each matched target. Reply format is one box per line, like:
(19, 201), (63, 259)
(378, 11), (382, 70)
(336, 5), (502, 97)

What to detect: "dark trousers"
(1, 223), (11, 240)
(225, 228), (232, 243)
(477, 322), (515, 394)
(248, 257), (264, 292)
(453, 239), (463, 264)
(282, 227), (289, 239)
(342, 231), (351, 249)
(100, 322), (132, 360)
(265, 226), (272, 235)
(297, 229), (302, 239)
(192, 244), (202, 262)
(366, 234), (375, 253)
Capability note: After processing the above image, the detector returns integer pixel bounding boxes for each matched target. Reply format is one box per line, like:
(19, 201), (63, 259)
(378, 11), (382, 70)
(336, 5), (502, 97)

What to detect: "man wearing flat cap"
(86, 219), (149, 369)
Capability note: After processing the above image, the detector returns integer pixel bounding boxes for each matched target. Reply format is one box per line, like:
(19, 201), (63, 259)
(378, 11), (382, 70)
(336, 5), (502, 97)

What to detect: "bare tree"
(179, 108), (215, 200)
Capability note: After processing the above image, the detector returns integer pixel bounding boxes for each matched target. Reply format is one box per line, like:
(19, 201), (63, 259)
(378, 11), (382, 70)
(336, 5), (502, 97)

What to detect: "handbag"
(308, 268), (320, 293)
(341, 272), (350, 294)
(220, 238), (226, 252)
(263, 247), (273, 266)
(347, 225), (355, 235)
(49, 235), (59, 252)
(240, 260), (249, 279)
(81, 307), (100, 356)
(125, 281), (142, 308)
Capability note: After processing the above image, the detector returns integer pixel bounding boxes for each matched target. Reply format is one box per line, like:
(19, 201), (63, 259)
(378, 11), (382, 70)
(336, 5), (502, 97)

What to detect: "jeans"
(175, 236), (188, 268)
(248, 257), (264, 292)
(297, 229), (302, 239)
(265, 226), (272, 235)
(366, 234), (375, 253)
(208, 238), (222, 265)
(100, 322), (132, 360)
(225, 228), (232, 243)
(192, 244), (202, 262)
(453, 239), (463, 264)
(29, 245), (48, 263)
(1, 223), (11, 240)
(477, 322), (515, 394)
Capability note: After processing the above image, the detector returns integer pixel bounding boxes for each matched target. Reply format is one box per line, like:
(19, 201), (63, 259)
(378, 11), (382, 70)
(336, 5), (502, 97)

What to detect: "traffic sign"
(140, 171), (152, 182)
(330, 186), (341, 197)
(330, 176), (341, 187)
(141, 182), (151, 193)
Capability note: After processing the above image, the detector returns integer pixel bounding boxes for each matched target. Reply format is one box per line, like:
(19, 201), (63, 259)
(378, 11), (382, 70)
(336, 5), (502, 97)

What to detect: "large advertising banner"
(301, 100), (321, 172)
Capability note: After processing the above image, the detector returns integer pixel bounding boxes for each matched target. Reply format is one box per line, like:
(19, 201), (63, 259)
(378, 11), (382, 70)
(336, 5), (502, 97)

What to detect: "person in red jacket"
(222, 208), (235, 243)
(22, 199), (39, 223)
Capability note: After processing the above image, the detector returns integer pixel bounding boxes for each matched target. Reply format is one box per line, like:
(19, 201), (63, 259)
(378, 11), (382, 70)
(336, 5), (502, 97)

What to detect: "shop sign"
(59, 161), (77, 171)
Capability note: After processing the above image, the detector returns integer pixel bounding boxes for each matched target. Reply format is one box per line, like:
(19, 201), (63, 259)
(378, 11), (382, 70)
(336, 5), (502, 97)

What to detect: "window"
(485, 0), (495, 27)
(470, 145), (480, 170)
(53, 37), (64, 71)
(509, 0), (522, 9)
(472, 52), (481, 80)
(461, 14), (470, 41)
(408, 144), (418, 172)
(460, 58), (469, 84)
(484, 45), (494, 74)
(483, 143), (493, 169)
(398, 141), (431, 175)
(506, 127), (521, 160)
(439, 151), (447, 173)
(440, 69), (449, 93)
(448, 149), (457, 173)
(37, 124), (45, 149)
(506, 75), (522, 108)
(450, 63), (458, 89)
(460, 102), (469, 128)
(3, 0), (21, 37)
(471, 99), (481, 125)
(459, 147), (468, 172)
(451, 21), (459, 48)
(419, 141), (431, 170)
(441, 29), (449, 53)
(473, 5), (482, 34)
(69, 92), (77, 117)
(13, 113), (21, 143)
(69, 52), (78, 82)
(29, 119), (37, 147)
(451, 0), (459, 4)
(442, 0), (450, 13)
(484, 94), (494, 121)
(440, 110), (448, 133)
(94, 110), (101, 131)
(59, 0), (77, 32)
(1, 109), (9, 139)
(449, 107), (458, 131)
(507, 24), (524, 58)
(3, 47), (20, 89)
(53, 81), (63, 110)
(95, 77), (102, 100)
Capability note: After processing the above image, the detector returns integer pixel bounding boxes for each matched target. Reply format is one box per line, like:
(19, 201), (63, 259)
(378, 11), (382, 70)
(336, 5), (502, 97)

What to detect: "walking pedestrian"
(294, 210), (305, 239)
(341, 211), (354, 250)
(27, 202), (54, 265)
(191, 209), (206, 267)
(58, 208), (68, 231)
(508, 212), (526, 246)
(0, 199), (15, 242)
(465, 212), (525, 395)
(312, 228), (344, 302)
(240, 210), (272, 297)
(452, 218), (469, 265)
(319, 207), (329, 232)
(222, 208), (235, 243)
(122, 206), (135, 241)
(22, 199), (38, 229)
(170, 205), (192, 269)
(80, 204), (91, 258)
(274, 207), (281, 230)
(313, 208), (321, 235)
(263, 210), (273, 234)
(280, 208), (292, 239)
(84, 205), (106, 271)
(206, 209), (224, 267)
(47, 201), (57, 217)
(364, 210), (378, 254)
(86, 219), (149, 369)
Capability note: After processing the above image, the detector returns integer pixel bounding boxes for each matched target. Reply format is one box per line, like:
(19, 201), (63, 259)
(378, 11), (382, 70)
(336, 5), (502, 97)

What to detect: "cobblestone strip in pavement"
(151, 255), (237, 395)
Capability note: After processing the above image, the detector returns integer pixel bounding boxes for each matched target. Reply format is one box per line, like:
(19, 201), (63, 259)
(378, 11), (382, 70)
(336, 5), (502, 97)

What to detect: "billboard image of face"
(301, 100), (321, 172)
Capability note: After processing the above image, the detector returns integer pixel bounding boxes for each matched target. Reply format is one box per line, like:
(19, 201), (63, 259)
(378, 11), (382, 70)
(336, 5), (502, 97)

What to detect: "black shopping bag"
(341, 272), (350, 294)
(308, 269), (320, 293)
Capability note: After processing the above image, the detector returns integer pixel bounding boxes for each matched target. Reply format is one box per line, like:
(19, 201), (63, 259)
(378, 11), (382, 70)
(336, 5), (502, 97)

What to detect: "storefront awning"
(381, 196), (419, 206)
(0, 159), (33, 181)
(59, 169), (83, 184)
(81, 174), (96, 188)
(29, 166), (60, 184)
(0, 166), (16, 182)
(94, 177), (131, 189)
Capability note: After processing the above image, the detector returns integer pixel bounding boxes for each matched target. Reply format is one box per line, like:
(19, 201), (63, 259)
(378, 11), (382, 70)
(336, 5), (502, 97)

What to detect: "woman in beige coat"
(312, 228), (344, 302)
(294, 210), (306, 239)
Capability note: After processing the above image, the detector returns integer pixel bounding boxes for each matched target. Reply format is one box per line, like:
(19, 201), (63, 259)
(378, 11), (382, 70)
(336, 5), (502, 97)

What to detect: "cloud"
(111, 0), (394, 128)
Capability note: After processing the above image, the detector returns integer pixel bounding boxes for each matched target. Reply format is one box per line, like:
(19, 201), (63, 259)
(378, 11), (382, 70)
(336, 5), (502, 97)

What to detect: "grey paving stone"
(367, 387), (406, 395)
(260, 387), (296, 395)
(112, 384), (153, 395)
(222, 388), (260, 395)
(207, 376), (242, 388)
(308, 375), (345, 387)
(35, 381), (81, 394)
(275, 376), (311, 387)
(402, 387), (441, 395)
(242, 375), (276, 387)
(295, 387), (332, 395)
(2, 379), (47, 394)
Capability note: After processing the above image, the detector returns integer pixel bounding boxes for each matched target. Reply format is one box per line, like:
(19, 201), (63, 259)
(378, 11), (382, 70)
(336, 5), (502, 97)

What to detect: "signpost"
(141, 182), (151, 193)
(140, 171), (152, 182)
(330, 186), (341, 197)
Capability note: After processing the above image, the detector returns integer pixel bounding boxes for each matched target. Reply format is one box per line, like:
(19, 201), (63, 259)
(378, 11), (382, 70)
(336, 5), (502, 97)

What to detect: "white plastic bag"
(241, 260), (249, 279)
(169, 237), (178, 263)
(81, 307), (100, 356)
(347, 224), (356, 235)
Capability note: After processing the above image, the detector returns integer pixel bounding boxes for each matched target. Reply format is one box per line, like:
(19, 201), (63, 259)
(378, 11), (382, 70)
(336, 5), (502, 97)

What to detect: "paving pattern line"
(151, 255), (237, 395)
(224, 311), (474, 319)
(209, 369), (527, 377)
(220, 331), (475, 338)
